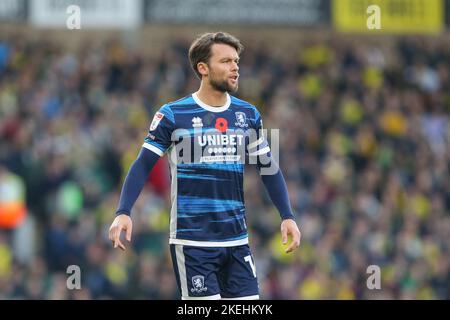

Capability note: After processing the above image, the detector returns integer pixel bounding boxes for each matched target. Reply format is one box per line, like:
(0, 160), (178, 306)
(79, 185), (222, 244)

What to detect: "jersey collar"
(192, 92), (231, 113)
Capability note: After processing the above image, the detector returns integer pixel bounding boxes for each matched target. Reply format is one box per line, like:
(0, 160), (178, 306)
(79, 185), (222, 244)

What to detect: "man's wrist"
(281, 214), (295, 221)
(115, 210), (131, 216)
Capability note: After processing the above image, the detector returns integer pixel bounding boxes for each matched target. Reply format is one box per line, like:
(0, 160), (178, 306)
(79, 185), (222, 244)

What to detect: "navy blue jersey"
(143, 93), (269, 247)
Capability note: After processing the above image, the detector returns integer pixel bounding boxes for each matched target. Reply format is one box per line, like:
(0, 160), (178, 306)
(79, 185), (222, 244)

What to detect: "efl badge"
(150, 112), (164, 131)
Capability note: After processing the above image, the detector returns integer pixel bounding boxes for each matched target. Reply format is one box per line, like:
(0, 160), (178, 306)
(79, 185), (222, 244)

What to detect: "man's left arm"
(258, 157), (301, 253)
(249, 109), (301, 253)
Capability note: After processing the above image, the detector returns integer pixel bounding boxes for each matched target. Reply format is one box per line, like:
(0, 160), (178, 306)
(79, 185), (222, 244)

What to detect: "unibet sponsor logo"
(197, 134), (244, 147)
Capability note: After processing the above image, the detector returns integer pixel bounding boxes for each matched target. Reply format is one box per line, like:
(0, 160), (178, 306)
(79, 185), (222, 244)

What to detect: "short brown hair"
(188, 32), (244, 79)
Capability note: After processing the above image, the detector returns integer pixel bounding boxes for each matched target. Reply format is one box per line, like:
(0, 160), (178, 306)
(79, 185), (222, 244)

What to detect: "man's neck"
(196, 82), (228, 107)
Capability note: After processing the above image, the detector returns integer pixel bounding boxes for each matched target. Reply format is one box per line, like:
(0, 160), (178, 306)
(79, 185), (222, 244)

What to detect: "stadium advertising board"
(333, 0), (444, 33)
(447, 0), (450, 27)
(29, 0), (142, 28)
(144, 0), (329, 26)
(0, 0), (26, 21)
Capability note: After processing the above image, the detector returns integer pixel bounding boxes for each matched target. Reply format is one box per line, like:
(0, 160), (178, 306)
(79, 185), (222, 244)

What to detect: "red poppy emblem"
(215, 117), (228, 133)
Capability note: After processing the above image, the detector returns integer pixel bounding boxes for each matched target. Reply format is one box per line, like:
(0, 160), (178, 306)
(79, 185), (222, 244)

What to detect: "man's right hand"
(109, 214), (133, 251)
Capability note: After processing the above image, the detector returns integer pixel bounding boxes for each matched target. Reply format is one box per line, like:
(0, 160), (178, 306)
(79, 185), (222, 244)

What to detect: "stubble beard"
(209, 73), (238, 93)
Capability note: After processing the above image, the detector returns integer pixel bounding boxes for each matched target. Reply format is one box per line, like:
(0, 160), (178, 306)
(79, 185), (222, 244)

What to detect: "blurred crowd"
(0, 31), (449, 299)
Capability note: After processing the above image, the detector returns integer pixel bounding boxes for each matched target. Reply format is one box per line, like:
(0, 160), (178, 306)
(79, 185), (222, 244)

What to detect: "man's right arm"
(115, 147), (160, 216)
(111, 105), (174, 250)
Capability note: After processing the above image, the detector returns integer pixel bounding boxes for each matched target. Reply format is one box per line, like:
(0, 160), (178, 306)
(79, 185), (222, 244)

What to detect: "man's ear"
(197, 62), (209, 77)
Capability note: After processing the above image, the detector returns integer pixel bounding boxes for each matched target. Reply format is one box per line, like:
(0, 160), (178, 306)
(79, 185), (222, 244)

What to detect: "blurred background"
(0, 0), (449, 299)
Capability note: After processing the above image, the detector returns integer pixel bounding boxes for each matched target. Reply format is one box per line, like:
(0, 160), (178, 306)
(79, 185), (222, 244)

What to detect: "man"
(109, 32), (300, 300)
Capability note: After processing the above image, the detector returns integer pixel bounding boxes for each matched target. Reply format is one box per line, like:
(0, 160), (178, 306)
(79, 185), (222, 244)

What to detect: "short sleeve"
(247, 108), (270, 157)
(143, 104), (175, 156)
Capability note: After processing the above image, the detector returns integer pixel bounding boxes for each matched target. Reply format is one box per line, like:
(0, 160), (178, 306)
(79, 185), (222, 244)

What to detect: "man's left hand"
(281, 219), (301, 253)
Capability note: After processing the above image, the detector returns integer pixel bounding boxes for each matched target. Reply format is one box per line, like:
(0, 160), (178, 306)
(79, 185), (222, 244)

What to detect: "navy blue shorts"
(169, 244), (259, 300)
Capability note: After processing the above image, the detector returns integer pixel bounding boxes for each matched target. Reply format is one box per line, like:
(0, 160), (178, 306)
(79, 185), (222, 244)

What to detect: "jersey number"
(244, 255), (256, 278)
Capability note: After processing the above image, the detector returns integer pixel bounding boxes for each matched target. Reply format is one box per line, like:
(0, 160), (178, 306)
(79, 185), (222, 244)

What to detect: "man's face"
(206, 43), (240, 93)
